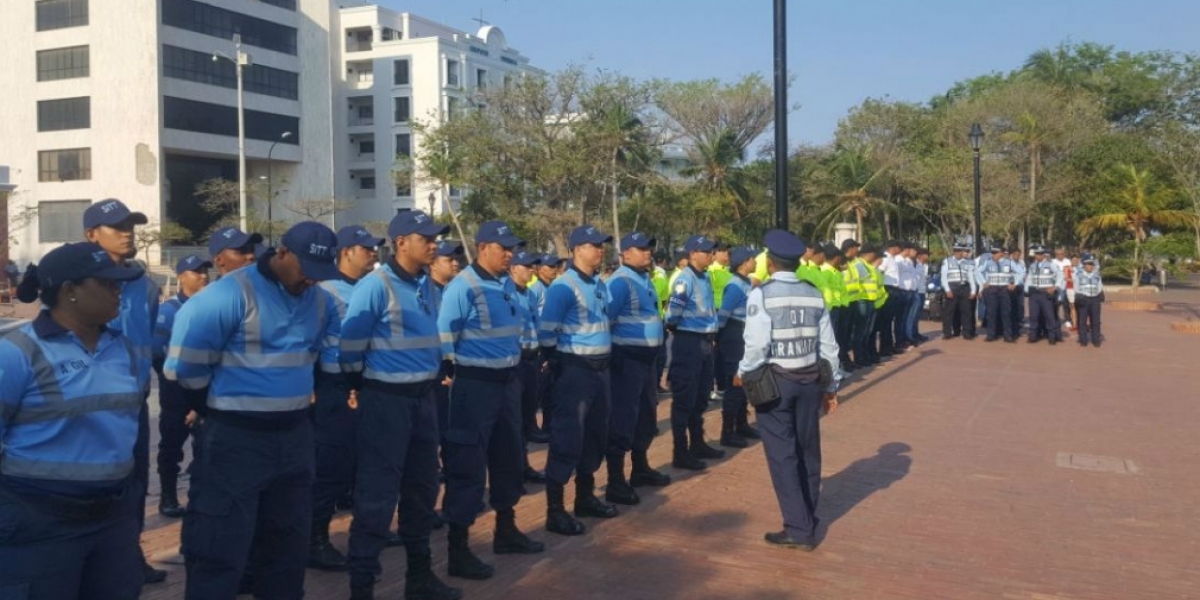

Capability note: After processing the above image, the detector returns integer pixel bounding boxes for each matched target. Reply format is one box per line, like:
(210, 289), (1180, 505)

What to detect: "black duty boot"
(493, 508), (545, 554)
(736, 411), (761, 440)
(574, 474), (619, 518)
(523, 464), (548, 484)
(672, 437), (707, 470)
(690, 430), (727, 460)
(545, 482), (586, 536)
(604, 455), (640, 506)
(158, 473), (185, 518)
(629, 452), (671, 487)
(349, 571), (376, 600)
(719, 416), (748, 449)
(446, 525), (493, 580)
(406, 551), (463, 600)
(307, 530), (348, 571)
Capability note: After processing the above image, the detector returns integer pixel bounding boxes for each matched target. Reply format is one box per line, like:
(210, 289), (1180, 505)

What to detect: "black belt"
(1, 484), (125, 523)
(206, 409), (308, 432)
(456, 365), (516, 383)
(521, 348), (541, 362)
(675, 330), (716, 343)
(363, 377), (436, 399)
(949, 282), (970, 288)
(560, 353), (610, 371)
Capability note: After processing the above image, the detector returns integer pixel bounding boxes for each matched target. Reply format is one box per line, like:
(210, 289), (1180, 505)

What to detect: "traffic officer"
(0, 242), (146, 598)
(530, 253), (565, 441)
(439, 221), (545, 581)
(940, 243), (978, 339)
(152, 254), (212, 519)
(538, 225), (618, 536)
(604, 232), (671, 507)
(651, 254), (671, 390)
(717, 246), (760, 449)
(1074, 255), (1104, 347)
(308, 225), (384, 572)
(165, 221), (341, 599)
(820, 245), (852, 369)
(430, 239), (464, 491)
(1008, 247), (1028, 339)
(338, 210), (461, 600)
(666, 234), (725, 471)
(977, 245), (1017, 342)
(509, 249), (549, 480)
(840, 240), (870, 368)
(734, 230), (841, 550)
(1025, 246), (1064, 345)
(208, 225), (263, 275)
(82, 198), (165, 584)
(708, 243), (733, 403)
(432, 239), (464, 290)
(856, 245), (883, 365)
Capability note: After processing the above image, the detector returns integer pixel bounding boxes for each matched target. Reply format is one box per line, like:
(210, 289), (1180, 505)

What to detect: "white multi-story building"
(332, 5), (536, 225)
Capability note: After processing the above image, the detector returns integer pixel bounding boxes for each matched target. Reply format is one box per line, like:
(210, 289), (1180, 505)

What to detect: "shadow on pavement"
(817, 442), (912, 543)
(837, 349), (942, 407)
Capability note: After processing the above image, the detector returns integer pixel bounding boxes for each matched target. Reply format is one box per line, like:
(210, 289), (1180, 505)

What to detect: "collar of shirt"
(688, 265), (707, 278)
(256, 248), (279, 282)
(387, 256), (426, 283)
(771, 271), (799, 283)
(32, 310), (110, 340)
(569, 263), (596, 284)
(176, 291), (191, 305)
(337, 271), (360, 286)
(734, 273), (752, 284)
(470, 262), (502, 282)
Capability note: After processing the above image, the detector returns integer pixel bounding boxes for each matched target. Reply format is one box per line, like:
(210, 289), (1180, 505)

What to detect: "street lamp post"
(213, 34), (252, 232)
(428, 192), (436, 215)
(969, 123), (985, 255)
(266, 131), (293, 246)
(772, 0), (789, 230)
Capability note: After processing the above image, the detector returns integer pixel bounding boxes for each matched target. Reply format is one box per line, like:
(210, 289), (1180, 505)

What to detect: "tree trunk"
(856, 210), (864, 242)
(611, 154), (621, 251)
(441, 184), (472, 263)
(883, 212), (892, 240)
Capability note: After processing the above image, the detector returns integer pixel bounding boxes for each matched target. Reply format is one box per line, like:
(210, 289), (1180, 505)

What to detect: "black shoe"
(672, 451), (707, 471)
(386, 530), (405, 547)
(523, 466), (547, 484)
(350, 582), (374, 600)
(1049, 338), (1058, 346)
(447, 527), (494, 581)
(493, 509), (545, 554)
(1027, 338), (1040, 344)
(158, 495), (185, 518)
(308, 536), (348, 571)
(527, 428), (551, 444)
(629, 454), (672, 487)
(736, 413), (761, 440)
(1093, 341), (1102, 348)
(1004, 337), (1017, 343)
(432, 511), (446, 530)
(546, 506), (586, 535)
(575, 493), (619, 519)
(985, 336), (998, 342)
(604, 478), (640, 506)
(719, 431), (748, 448)
(143, 562), (167, 584)
(963, 334), (976, 340)
(690, 439), (726, 460)
(763, 530), (815, 551)
(406, 553), (463, 600)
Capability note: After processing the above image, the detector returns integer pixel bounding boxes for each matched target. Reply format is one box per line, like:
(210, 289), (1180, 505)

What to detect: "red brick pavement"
(122, 285), (1200, 599)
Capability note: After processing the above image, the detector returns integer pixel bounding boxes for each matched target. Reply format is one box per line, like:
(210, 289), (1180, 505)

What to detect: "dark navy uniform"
(717, 247), (760, 448)
(976, 247), (1017, 342)
(737, 231), (842, 548)
(1025, 247), (1064, 344)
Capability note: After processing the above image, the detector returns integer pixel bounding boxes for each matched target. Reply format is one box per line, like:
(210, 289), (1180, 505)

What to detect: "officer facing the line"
(666, 234), (726, 471)
(339, 210), (460, 600)
(1025, 246), (1064, 345)
(0, 242), (147, 598)
(539, 225), (619, 536)
(734, 230), (841, 550)
(439, 221), (546, 581)
(604, 231), (672, 508)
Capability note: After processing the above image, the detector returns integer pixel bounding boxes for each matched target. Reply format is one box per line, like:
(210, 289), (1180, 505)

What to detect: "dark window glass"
(36, 0), (88, 31)
(446, 59), (459, 86)
(162, 45), (298, 100)
(38, 148), (91, 182)
(163, 96), (300, 144)
(394, 97), (409, 123)
(37, 46), (90, 81)
(394, 59), (409, 85)
(162, 0), (297, 55)
(258, 0), (295, 10)
(359, 140), (375, 155)
(37, 97), (90, 131)
(395, 133), (411, 157)
(360, 176), (376, 190)
(38, 200), (89, 243)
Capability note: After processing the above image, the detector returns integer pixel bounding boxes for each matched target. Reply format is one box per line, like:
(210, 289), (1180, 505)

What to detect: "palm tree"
(679, 129), (750, 218)
(1077, 164), (1195, 289)
(420, 138), (472, 262)
(814, 145), (894, 239)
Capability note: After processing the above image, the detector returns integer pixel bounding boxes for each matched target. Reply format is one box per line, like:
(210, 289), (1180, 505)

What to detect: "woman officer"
(0, 242), (147, 599)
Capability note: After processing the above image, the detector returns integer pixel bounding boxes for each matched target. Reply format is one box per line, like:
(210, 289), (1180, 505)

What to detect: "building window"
(357, 105), (373, 121)
(360, 176), (376, 190)
(37, 97), (90, 132)
(395, 133), (411, 157)
(37, 46), (90, 82)
(449, 186), (462, 197)
(393, 59), (410, 86)
(36, 0), (88, 31)
(446, 59), (459, 87)
(393, 97), (410, 123)
(395, 181), (412, 196)
(163, 96), (300, 144)
(359, 140), (375, 155)
(446, 97), (460, 121)
(38, 200), (89, 243)
(257, 0), (295, 10)
(38, 148), (91, 182)
(163, 45), (298, 100)
(476, 69), (487, 90)
(162, 0), (298, 56)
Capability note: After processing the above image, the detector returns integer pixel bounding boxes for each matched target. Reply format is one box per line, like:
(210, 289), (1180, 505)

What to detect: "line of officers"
(0, 198), (844, 600)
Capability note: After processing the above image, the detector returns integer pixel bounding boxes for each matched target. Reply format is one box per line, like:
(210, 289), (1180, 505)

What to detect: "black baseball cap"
(38, 242), (143, 288)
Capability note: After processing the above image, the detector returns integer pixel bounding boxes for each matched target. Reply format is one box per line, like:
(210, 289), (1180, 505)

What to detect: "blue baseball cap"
(763, 229), (806, 260)
(620, 231), (656, 250)
(568, 225), (612, 249)
(512, 249), (542, 267)
(476, 220), (524, 249)
(208, 226), (264, 256)
(38, 242), (143, 288)
(730, 246), (757, 268)
(388, 210), (449, 240)
(683, 234), (717, 253)
(436, 240), (465, 257)
(175, 254), (213, 275)
(337, 225), (385, 250)
(540, 253), (564, 266)
(83, 198), (148, 230)
(280, 221), (340, 281)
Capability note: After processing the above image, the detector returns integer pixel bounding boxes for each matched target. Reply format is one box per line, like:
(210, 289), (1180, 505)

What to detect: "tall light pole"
(266, 131), (293, 246)
(773, 0), (789, 230)
(213, 34), (252, 232)
(969, 123), (985, 255)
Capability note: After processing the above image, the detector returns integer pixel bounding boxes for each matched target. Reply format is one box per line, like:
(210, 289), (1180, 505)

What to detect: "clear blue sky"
(378, 0), (1200, 145)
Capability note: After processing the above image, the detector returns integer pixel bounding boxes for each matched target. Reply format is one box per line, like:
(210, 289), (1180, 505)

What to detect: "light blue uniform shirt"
(0, 314), (143, 496)
(112, 273), (159, 390)
(1009, 259), (1027, 287)
(1025, 259), (1065, 292)
(340, 262), (441, 384)
(153, 292), (188, 363)
(1074, 268), (1104, 297)
(665, 266), (718, 334)
(737, 272), (841, 393)
(317, 276), (357, 375)
(718, 274), (753, 329)
(538, 266), (611, 357)
(606, 265), (664, 349)
(438, 264), (525, 368)
(941, 257), (978, 295)
(977, 258), (1019, 288)
(513, 283), (540, 351)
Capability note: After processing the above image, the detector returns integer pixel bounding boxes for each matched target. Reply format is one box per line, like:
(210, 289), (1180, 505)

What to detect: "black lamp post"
(969, 123), (984, 255)
(773, 0), (788, 230)
(266, 130), (293, 246)
(428, 192), (436, 215)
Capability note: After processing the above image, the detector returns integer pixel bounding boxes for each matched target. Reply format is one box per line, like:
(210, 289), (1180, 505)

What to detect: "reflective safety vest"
(438, 265), (525, 369)
(651, 267), (670, 316)
(708, 262), (732, 312)
(943, 258), (971, 285)
(1028, 261), (1057, 288)
(819, 263), (846, 308)
(760, 279), (826, 370)
(1075, 269), (1102, 296)
(665, 266), (718, 334)
(796, 260), (823, 289)
(982, 259), (1017, 286)
(317, 278), (355, 374)
(866, 263), (887, 308)
(608, 265), (665, 348)
(539, 267), (612, 357)
(843, 258), (865, 302)
(340, 263), (442, 384)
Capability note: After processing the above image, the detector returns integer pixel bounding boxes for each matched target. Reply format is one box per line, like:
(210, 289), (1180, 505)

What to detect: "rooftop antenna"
(471, 8), (489, 29)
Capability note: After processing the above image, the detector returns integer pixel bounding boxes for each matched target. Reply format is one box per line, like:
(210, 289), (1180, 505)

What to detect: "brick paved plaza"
(109, 282), (1199, 599)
